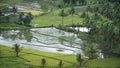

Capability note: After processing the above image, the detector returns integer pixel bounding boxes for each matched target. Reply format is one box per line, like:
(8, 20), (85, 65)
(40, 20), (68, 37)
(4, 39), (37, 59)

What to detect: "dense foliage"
(84, 1), (120, 57)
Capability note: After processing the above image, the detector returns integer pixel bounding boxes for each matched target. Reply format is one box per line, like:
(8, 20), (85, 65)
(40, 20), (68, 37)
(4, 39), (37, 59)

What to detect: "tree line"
(82, 0), (120, 57)
(63, 0), (86, 6)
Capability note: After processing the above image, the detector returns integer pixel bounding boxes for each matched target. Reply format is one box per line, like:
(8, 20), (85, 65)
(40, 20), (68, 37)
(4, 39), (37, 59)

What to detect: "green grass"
(0, 45), (77, 67)
(0, 23), (26, 29)
(1, 45), (120, 68)
(85, 58), (120, 68)
(0, 57), (30, 68)
(31, 9), (83, 27)
(31, 5), (109, 28)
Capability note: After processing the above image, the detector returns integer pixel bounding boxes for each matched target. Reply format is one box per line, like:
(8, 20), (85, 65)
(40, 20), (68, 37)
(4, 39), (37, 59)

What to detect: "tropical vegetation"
(0, 0), (120, 68)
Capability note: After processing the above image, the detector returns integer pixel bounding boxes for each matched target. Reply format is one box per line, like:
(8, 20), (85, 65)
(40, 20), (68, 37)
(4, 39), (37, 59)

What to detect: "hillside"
(0, 0), (120, 68)
(1, 45), (120, 68)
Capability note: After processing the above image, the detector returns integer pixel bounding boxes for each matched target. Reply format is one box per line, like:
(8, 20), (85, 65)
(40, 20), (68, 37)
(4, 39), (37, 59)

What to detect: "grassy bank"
(0, 45), (77, 67)
(0, 23), (26, 29)
(1, 45), (120, 68)
(85, 58), (120, 68)
(31, 9), (83, 27)
(0, 57), (30, 68)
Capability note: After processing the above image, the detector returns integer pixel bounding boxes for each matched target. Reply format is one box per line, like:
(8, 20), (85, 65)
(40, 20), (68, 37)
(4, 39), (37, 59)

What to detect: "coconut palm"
(19, 12), (24, 24)
(12, 6), (17, 23)
(76, 54), (83, 65)
(60, 9), (65, 26)
(83, 43), (99, 60)
(70, 6), (75, 24)
(13, 44), (21, 57)
(12, 6), (17, 14)
(41, 58), (46, 68)
(58, 60), (63, 68)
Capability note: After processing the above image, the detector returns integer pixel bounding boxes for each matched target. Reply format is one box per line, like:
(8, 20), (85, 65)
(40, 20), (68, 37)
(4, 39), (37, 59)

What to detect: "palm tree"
(83, 43), (99, 60)
(70, 6), (75, 24)
(0, 49), (1, 57)
(0, 11), (3, 16)
(76, 54), (83, 65)
(12, 6), (17, 23)
(58, 60), (63, 68)
(19, 12), (24, 24)
(41, 58), (46, 68)
(13, 44), (21, 57)
(12, 6), (17, 14)
(60, 9), (65, 26)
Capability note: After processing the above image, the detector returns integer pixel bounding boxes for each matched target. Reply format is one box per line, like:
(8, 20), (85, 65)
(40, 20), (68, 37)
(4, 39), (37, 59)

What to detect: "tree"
(83, 16), (94, 28)
(12, 6), (17, 14)
(11, 6), (17, 23)
(80, 12), (87, 18)
(0, 11), (3, 16)
(78, 0), (86, 5)
(83, 1), (120, 57)
(60, 9), (65, 26)
(76, 54), (83, 65)
(71, 0), (77, 5)
(19, 12), (24, 24)
(93, 12), (100, 21)
(13, 44), (21, 57)
(63, 0), (70, 5)
(41, 58), (46, 68)
(58, 60), (63, 68)
(83, 43), (99, 60)
(23, 13), (33, 26)
(70, 6), (75, 24)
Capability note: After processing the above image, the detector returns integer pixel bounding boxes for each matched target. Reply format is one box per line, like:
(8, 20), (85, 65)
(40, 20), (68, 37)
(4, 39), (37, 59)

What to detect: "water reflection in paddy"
(0, 27), (88, 55)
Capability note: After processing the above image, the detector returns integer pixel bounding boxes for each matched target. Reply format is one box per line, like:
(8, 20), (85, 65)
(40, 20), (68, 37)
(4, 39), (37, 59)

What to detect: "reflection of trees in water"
(0, 29), (12, 39)
(18, 29), (32, 42)
(25, 29), (32, 42)
(0, 29), (32, 42)
(10, 34), (17, 41)
(58, 35), (76, 46)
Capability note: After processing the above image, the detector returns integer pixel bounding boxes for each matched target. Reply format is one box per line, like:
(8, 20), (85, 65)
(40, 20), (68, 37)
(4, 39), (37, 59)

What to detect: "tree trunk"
(16, 52), (18, 57)
(72, 14), (73, 24)
(62, 16), (64, 26)
(80, 62), (81, 65)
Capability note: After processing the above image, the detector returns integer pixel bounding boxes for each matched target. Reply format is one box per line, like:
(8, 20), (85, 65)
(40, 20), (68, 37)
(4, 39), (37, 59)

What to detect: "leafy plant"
(58, 60), (63, 68)
(83, 43), (99, 60)
(41, 58), (46, 68)
(76, 54), (83, 65)
(12, 44), (22, 57)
